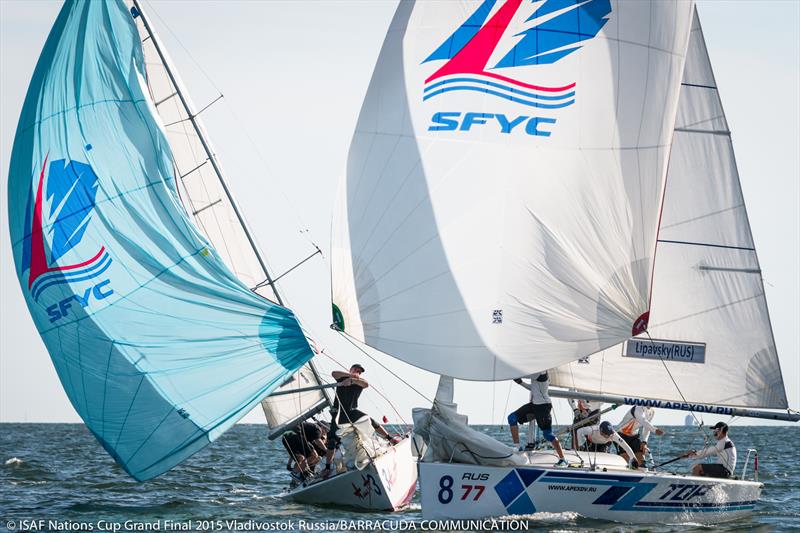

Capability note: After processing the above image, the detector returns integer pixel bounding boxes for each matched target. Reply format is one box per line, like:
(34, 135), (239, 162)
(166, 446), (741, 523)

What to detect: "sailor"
(508, 371), (569, 467)
(282, 420), (327, 485)
(615, 405), (665, 465)
(568, 396), (604, 449)
(684, 422), (737, 478)
(322, 364), (396, 478)
(576, 421), (639, 468)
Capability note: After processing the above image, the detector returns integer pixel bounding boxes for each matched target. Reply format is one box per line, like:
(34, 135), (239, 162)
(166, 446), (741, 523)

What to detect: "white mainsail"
(332, 0), (695, 380)
(128, 1), (329, 430)
(550, 10), (788, 409)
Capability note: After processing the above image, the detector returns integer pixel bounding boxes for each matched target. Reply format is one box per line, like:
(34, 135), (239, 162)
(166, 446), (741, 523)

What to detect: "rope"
(319, 349), (408, 429)
(140, 0), (322, 253)
(336, 329), (434, 405)
(644, 331), (711, 439)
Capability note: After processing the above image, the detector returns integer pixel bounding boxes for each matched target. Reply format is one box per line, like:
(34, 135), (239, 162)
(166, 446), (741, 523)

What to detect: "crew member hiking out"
(616, 405), (665, 466)
(508, 371), (568, 467)
(322, 364), (397, 478)
(282, 420), (327, 486)
(683, 422), (737, 478)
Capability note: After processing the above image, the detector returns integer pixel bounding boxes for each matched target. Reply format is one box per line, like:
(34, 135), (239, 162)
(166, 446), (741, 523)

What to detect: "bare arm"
(513, 378), (531, 390)
(349, 376), (368, 388)
(332, 370), (350, 380)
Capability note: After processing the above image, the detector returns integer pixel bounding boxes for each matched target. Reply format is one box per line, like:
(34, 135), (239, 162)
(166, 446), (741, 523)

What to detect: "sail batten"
(128, 0), (331, 427)
(7, 0), (315, 480)
(551, 9), (788, 410)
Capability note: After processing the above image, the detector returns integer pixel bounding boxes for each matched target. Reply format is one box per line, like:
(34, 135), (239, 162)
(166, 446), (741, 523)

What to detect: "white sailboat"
(125, 0), (417, 510)
(331, 0), (798, 524)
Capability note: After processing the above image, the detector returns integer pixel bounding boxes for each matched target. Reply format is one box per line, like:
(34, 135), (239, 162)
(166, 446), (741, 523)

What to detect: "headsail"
(7, 0), (314, 480)
(331, 0), (695, 379)
(126, 0), (330, 434)
(551, 9), (788, 409)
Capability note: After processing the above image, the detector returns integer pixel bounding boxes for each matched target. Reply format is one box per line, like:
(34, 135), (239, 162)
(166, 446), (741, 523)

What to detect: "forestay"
(127, 0), (329, 434)
(551, 9), (788, 409)
(332, 0), (695, 379)
(7, 0), (314, 480)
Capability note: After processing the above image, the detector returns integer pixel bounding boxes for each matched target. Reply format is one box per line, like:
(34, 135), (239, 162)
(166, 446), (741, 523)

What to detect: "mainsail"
(7, 0), (314, 480)
(331, 0), (695, 380)
(125, 0), (330, 436)
(550, 10), (789, 409)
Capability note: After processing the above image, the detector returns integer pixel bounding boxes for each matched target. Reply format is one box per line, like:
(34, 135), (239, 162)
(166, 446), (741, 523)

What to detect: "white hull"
(419, 453), (761, 524)
(284, 438), (417, 511)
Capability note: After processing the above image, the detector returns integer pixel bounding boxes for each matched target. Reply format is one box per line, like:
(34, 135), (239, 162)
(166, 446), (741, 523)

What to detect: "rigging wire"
(319, 348), (408, 431)
(335, 329), (435, 405)
(644, 331), (712, 450)
(140, 0), (323, 254)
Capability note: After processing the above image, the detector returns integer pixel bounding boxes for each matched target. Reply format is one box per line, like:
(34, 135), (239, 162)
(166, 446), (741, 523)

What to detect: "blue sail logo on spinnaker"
(21, 155), (113, 308)
(422, 0), (611, 109)
(7, 0), (315, 481)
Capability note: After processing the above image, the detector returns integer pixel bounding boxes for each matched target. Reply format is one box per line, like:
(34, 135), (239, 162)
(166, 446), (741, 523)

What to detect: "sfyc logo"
(422, 0), (611, 137)
(21, 155), (113, 323)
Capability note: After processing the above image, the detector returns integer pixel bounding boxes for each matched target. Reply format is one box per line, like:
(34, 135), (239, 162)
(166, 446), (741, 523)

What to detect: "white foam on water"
(5, 457), (24, 465)
(499, 511), (581, 523)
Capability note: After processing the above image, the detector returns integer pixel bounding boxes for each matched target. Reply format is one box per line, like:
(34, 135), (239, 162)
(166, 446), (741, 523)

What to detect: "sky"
(1, 0), (798, 430)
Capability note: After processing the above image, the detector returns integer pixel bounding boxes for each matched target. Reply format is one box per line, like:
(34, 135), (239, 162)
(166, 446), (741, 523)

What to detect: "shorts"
(511, 402), (552, 432)
(580, 441), (608, 453)
(327, 410), (380, 450)
(700, 463), (731, 478)
(283, 433), (315, 458)
(618, 433), (642, 455)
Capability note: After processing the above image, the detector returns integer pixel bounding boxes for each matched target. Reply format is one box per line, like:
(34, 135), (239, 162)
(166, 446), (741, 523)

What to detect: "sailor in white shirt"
(684, 422), (737, 478)
(568, 396), (604, 449)
(508, 371), (568, 467)
(576, 421), (640, 469)
(616, 405), (665, 465)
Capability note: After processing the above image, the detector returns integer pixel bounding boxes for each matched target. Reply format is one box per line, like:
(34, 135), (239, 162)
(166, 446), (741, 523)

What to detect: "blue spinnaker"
(7, 0), (313, 481)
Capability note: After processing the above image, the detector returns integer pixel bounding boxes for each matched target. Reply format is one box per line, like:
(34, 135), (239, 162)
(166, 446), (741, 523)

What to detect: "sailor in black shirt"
(282, 420), (327, 483)
(321, 364), (395, 478)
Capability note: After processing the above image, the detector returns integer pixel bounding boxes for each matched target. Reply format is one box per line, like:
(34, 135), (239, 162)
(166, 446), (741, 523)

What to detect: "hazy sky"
(1, 1), (798, 429)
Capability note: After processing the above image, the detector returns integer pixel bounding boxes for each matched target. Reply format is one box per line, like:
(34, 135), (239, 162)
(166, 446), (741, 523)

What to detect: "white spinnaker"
(332, 0), (694, 380)
(130, 2), (328, 425)
(551, 10), (788, 409)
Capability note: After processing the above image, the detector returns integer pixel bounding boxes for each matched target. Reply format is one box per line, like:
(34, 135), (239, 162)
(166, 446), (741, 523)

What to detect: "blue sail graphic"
(6, 0), (314, 481)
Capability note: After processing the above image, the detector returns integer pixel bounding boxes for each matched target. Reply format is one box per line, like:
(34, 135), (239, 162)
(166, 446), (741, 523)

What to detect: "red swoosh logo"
(28, 156), (104, 288)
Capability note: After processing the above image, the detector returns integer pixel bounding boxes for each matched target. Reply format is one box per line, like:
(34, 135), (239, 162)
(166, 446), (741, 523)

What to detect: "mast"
(130, 1), (331, 411)
(549, 390), (800, 423)
(131, 0), (281, 303)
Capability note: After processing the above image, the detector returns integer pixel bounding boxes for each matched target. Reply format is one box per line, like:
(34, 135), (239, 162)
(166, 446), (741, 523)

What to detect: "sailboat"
(331, 0), (798, 524)
(6, 0), (417, 509)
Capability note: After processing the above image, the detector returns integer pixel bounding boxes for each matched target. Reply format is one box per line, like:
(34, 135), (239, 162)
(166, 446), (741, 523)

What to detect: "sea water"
(2, 424), (798, 532)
